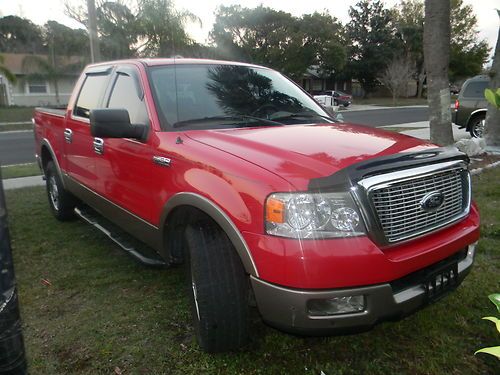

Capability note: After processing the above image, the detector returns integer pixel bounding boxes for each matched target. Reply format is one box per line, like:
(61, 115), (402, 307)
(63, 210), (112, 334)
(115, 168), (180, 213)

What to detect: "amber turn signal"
(265, 197), (285, 223)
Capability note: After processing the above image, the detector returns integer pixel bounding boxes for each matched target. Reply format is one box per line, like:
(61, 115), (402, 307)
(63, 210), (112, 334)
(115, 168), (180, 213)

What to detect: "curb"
(470, 160), (500, 176)
(0, 121), (31, 126)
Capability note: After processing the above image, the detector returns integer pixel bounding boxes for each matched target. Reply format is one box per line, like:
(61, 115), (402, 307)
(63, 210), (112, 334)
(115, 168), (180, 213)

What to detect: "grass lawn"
(0, 107), (35, 123)
(1, 163), (41, 179)
(4, 168), (500, 374)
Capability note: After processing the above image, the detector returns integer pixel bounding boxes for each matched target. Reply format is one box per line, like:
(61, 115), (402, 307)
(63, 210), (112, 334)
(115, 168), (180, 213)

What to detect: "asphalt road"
(342, 106), (429, 126)
(0, 106), (430, 166)
(0, 131), (36, 166)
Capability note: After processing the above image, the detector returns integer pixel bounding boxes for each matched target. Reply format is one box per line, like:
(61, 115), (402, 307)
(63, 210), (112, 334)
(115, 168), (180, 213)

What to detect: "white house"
(0, 53), (84, 107)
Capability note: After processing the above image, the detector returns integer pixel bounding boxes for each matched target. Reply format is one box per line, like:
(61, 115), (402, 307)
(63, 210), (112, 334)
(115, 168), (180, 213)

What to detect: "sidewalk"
(344, 104), (428, 112)
(380, 121), (470, 141)
(2, 175), (44, 190)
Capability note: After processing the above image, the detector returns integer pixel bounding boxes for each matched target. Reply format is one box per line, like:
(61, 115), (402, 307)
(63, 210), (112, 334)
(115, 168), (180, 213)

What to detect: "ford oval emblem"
(421, 191), (445, 212)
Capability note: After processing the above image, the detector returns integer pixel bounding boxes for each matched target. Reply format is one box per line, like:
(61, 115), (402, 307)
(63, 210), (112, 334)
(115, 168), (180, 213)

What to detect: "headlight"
(265, 192), (366, 239)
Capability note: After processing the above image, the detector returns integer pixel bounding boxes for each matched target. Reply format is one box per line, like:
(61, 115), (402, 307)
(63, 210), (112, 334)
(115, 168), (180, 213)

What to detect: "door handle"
(64, 128), (73, 143)
(93, 137), (104, 155)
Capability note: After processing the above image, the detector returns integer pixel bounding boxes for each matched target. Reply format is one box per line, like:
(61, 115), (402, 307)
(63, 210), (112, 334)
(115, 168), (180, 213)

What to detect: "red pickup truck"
(33, 59), (479, 352)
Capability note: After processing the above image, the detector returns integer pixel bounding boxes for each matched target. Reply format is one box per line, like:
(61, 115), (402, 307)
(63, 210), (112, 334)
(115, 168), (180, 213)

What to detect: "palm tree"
(423, 0), (454, 145)
(484, 12), (500, 150)
(0, 54), (16, 83)
(137, 0), (201, 57)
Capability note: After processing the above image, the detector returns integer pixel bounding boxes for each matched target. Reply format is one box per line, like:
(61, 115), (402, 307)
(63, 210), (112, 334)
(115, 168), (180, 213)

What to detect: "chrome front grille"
(366, 165), (470, 243)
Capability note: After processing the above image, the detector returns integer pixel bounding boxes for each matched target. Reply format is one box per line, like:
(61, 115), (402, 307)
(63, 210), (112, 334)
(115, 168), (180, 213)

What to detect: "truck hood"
(185, 123), (436, 189)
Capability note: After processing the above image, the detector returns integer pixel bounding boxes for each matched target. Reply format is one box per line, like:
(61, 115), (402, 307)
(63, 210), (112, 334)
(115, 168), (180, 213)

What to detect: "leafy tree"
(423, 0), (454, 145)
(0, 16), (44, 54)
(65, 0), (139, 59)
(449, 0), (490, 81)
(392, 0), (489, 85)
(137, 0), (200, 57)
(97, 1), (139, 59)
(44, 21), (89, 58)
(297, 12), (346, 77)
(210, 5), (303, 74)
(346, 0), (399, 97)
(0, 55), (16, 83)
(210, 6), (346, 80)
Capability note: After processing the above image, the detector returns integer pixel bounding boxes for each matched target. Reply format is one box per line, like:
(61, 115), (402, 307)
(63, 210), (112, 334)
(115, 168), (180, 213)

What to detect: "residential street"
(1, 105), (429, 166)
(0, 131), (36, 165)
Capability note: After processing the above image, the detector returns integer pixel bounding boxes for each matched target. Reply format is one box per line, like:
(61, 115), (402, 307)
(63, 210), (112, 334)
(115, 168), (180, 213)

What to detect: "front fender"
(161, 192), (259, 276)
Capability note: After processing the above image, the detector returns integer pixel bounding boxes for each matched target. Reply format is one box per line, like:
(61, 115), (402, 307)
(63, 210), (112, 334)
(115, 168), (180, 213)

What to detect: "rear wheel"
(184, 221), (249, 352)
(469, 115), (485, 138)
(45, 161), (77, 221)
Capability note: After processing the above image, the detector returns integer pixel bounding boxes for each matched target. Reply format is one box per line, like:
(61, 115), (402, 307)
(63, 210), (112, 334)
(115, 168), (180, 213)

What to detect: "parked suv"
(453, 75), (489, 137)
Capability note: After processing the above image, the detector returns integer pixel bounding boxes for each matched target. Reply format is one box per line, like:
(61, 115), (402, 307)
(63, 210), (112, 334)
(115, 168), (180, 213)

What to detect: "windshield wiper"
(269, 111), (334, 122)
(172, 115), (283, 128)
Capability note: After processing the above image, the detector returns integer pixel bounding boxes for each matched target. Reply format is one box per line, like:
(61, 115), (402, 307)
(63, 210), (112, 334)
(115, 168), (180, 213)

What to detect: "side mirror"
(90, 109), (147, 141)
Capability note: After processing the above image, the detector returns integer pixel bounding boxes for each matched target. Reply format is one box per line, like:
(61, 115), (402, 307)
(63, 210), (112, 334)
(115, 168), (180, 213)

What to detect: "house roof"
(0, 53), (85, 75)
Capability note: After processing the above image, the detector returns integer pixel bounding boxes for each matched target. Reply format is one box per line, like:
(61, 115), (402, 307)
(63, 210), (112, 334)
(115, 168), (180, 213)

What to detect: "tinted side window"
(462, 81), (488, 98)
(107, 74), (148, 125)
(74, 74), (109, 118)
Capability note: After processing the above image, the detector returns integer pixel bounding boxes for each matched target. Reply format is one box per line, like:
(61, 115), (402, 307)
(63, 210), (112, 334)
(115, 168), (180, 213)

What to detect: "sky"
(1, 0), (499, 60)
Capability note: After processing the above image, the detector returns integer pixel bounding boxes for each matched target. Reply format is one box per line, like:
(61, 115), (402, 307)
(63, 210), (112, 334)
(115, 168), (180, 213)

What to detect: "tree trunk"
(417, 70), (425, 98)
(485, 25), (500, 150)
(87, 0), (101, 63)
(423, 0), (454, 145)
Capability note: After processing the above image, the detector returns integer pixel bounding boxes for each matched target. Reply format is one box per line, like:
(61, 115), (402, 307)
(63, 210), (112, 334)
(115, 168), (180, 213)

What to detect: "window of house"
(27, 80), (48, 94)
(107, 73), (148, 125)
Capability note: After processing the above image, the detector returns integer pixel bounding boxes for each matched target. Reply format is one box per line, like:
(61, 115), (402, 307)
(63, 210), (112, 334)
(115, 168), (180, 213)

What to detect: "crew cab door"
(65, 67), (112, 189)
(92, 65), (153, 222)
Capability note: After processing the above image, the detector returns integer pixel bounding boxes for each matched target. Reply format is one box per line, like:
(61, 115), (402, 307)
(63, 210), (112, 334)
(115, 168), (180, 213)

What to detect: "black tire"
(468, 115), (485, 138)
(45, 161), (77, 221)
(184, 221), (249, 352)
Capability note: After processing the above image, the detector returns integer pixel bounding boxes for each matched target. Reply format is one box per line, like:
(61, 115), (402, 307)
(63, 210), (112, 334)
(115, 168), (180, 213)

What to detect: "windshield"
(148, 64), (333, 130)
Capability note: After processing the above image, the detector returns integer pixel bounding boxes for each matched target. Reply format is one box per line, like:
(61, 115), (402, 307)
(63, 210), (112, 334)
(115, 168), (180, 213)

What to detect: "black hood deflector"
(308, 146), (469, 191)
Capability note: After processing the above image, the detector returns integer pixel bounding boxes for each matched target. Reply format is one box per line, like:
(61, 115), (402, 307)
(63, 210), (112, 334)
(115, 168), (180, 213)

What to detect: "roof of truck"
(86, 58), (268, 70)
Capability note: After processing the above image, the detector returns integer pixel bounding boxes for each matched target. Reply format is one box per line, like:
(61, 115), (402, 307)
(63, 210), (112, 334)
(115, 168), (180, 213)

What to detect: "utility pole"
(87, 0), (101, 63)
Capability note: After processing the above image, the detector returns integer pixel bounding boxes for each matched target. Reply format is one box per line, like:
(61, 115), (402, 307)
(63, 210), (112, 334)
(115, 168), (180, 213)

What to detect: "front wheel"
(184, 221), (249, 352)
(45, 161), (77, 221)
(469, 116), (485, 138)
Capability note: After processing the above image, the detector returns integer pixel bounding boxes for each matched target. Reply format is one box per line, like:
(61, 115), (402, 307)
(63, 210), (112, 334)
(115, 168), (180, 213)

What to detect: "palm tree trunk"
(485, 26), (500, 150)
(424, 0), (454, 145)
(53, 79), (60, 106)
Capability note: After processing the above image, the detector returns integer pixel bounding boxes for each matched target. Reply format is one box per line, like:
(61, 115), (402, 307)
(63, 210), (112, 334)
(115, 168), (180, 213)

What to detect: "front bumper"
(251, 243), (476, 335)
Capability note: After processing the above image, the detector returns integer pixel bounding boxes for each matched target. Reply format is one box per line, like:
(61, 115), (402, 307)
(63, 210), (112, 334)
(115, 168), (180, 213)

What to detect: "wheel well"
(467, 111), (486, 130)
(40, 145), (52, 173)
(163, 205), (217, 265)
